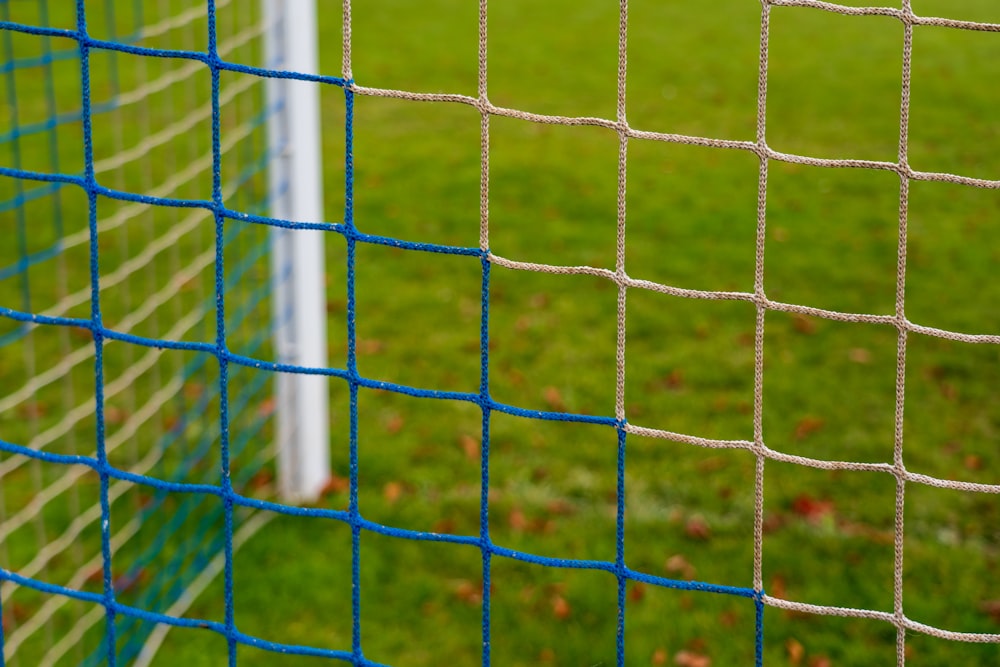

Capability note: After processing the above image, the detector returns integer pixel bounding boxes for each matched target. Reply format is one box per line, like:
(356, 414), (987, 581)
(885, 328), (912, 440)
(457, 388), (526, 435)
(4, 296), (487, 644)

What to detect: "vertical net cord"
(475, 1), (492, 665)
(73, 0), (119, 663)
(893, 2), (914, 663)
(752, 3), (772, 665)
(207, 0), (237, 667)
(341, 1), (363, 662)
(205, 2), (238, 665)
(613, 1), (629, 666)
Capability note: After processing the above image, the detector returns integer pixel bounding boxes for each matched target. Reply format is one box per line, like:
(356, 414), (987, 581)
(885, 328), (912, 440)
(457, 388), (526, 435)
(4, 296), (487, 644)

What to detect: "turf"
(2, 1), (1000, 666)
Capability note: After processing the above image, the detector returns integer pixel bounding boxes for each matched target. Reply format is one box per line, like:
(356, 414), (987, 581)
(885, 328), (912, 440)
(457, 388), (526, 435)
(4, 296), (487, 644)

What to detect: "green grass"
(3, 1), (1000, 665)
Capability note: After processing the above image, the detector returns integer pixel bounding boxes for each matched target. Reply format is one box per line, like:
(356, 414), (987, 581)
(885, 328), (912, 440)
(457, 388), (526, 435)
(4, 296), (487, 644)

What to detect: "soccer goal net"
(3, 0), (1000, 666)
(1, 1), (327, 664)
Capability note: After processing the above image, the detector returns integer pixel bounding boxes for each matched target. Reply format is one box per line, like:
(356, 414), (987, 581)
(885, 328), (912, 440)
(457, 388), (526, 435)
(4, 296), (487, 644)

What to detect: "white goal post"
(262, 0), (331, 504)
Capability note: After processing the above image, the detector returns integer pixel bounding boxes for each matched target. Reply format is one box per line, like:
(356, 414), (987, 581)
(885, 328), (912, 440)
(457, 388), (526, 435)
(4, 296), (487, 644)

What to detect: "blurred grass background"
(2, 1), (999, 665)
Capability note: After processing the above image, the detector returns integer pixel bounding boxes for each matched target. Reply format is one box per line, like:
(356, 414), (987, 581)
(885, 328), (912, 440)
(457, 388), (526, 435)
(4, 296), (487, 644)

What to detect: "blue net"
(1, 1), (281, 663)
(0, 1), (777, 666)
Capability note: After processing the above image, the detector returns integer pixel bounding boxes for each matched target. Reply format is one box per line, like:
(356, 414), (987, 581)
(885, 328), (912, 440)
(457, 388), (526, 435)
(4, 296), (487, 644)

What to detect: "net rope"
(1, 0), (278, 663)
(0, 0), (998, 665)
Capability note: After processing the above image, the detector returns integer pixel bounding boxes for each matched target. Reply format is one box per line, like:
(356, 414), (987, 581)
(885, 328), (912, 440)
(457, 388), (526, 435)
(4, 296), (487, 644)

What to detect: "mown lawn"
(2, 1), (999, 666)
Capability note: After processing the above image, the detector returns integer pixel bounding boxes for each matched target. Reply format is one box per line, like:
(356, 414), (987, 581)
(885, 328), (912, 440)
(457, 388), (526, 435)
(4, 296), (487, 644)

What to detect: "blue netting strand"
(343, 82), (365, 666)
(615, 426), (627, 667)
(73, 3), (120, 665)
(478, 255), (492, 666)
(0, 3), (769, 665)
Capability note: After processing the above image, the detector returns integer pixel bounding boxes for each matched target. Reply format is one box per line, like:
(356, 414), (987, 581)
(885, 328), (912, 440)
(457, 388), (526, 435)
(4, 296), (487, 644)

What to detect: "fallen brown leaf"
(979, 599), (1000, 624)
(665, 368), (685, 390)
(384, 413), (404, 434)
(685, 516), (711, 541)
(357, 338), (384, 355)
(183, 382), (204, 399)
(792, 313), (817, 335)
(791, 494), (835, 524)
(552, 595), (571, 620)
(104, 405), (127, 425)
(454, 579), (481, 606)
(17, 401), (48, 419)
(543, 386), (566, 411)
(665, 554), (697, 580)
(509, 508), (528, 531)
(459, 434), (480, 461)
(786, 638), (805, 665)
(848, 348), (872, 364)
(257, 397), (276, 418)
(674, 650), (711, 667)
(383, 481), (403, 504)
(794, 416), (826, 440)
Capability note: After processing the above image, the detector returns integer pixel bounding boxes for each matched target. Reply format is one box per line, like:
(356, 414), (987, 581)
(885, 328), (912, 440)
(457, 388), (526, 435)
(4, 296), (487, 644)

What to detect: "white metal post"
(263, 0), (330, 503)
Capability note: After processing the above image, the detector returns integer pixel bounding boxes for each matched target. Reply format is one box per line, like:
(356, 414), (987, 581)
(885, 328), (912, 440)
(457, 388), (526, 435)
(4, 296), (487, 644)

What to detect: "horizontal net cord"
(763, 595), (1000, 643)
(488, 253), (1000, 344)
(93, 44), (260, 175)
(350, 83), (1000, 191)
(768, 0), (1000, 32)
(111, 20), (261, 112)
(0, 3), (250, 151)
(0, 298), (207, 478)
(131, 510), (274, 667)
(2, 509), (143, 659)
(1, 124), (262, 418)
(0, 335), (195, 537)
(622, 423), (1000, 494)
(0, 245), (208, 419)
(9, 454), (272, 665)
(0, 250), (268, 530)
(53, 112), (261, 254)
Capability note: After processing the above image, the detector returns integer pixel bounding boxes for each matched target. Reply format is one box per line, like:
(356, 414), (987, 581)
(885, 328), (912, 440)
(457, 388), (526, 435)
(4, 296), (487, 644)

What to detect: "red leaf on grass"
(684, 516), (711, 541)
(980, 599), (1000, 624)
(543, 386), (566, 411)
(793, 416), (825, 441)
(791, 494), (835, 524)
(551, 595), (572, 620)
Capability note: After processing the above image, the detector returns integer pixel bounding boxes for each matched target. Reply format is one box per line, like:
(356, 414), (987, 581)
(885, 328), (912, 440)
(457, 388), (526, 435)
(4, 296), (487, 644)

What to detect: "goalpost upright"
(262, 0), (331, 503)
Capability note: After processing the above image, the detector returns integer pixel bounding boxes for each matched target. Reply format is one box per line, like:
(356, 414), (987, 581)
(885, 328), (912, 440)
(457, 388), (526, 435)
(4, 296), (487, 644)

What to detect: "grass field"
(2, 1), (1000, 665)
